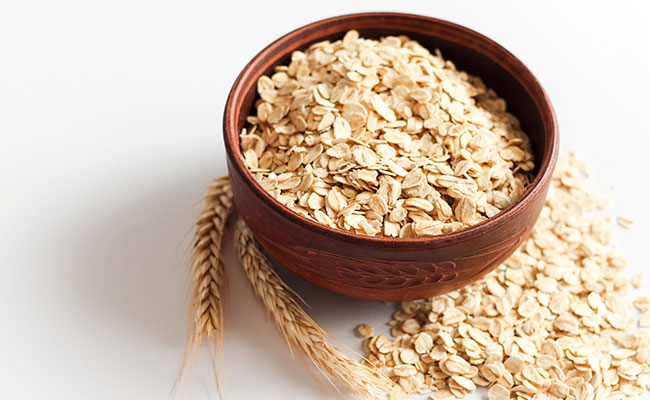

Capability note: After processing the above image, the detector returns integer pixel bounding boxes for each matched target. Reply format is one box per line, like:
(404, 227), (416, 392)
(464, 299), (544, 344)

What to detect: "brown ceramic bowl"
(224, 12), (558, 301)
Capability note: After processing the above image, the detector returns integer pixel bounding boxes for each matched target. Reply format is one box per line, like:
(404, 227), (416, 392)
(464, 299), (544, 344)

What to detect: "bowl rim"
(223, 12), (559, 249)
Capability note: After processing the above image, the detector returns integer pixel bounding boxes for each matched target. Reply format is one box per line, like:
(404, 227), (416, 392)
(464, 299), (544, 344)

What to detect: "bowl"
(223, 12), (559, 301)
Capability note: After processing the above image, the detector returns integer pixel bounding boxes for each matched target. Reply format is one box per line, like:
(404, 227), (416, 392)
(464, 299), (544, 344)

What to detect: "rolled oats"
(641, 313), (650, 328)
(241, 31), (534, 237)
(356, 323), (374, 338)
(635, 297), (650, 313)
(361, 155), (650, 399)
(617, 216), (634, 229)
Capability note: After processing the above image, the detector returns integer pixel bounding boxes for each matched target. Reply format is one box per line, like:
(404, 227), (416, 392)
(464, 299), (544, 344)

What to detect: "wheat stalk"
(233, 218), (402, 399)
(180, 176), (233, 394)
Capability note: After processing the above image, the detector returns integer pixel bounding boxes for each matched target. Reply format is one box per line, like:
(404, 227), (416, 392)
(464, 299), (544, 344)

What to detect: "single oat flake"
(240, 30), (534, 237)
(356, 323), (374, 338)
(618, 216), (634, 229)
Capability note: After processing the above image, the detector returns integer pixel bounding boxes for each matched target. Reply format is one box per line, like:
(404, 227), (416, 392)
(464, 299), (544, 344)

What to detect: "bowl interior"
(225, 13), (558, 245)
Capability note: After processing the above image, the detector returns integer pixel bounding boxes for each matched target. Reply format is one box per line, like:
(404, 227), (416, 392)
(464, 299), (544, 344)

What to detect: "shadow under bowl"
(224, 12), (559, 301)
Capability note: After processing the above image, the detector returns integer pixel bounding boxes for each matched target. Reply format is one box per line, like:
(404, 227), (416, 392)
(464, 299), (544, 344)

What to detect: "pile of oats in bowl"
(240, 30), (534, 237)
(359, 155), (650, 400)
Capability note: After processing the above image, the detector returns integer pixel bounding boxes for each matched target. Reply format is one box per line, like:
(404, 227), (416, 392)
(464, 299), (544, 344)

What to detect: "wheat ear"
(233, 218), (401, 399)
(180, 176), (233, 394)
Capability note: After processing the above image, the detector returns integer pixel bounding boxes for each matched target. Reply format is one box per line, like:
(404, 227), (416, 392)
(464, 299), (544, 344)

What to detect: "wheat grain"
(234, 218), (402, 399)
(180, 176), (233, 394)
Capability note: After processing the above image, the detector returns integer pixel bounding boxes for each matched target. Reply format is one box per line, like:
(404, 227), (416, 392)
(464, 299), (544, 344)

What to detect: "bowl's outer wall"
(229, 158), (548, 301)
(224, 13), (559, 301)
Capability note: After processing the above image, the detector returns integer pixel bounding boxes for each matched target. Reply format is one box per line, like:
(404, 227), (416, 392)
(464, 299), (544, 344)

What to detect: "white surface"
(1, 1), (649, 399)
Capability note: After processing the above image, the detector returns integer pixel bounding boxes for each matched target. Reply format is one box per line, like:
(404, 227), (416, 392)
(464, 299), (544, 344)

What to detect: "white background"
(1, 1), (649, 399)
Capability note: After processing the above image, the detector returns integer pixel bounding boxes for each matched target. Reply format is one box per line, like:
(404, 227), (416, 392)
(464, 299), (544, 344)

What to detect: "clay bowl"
(224, 12), (558, 301)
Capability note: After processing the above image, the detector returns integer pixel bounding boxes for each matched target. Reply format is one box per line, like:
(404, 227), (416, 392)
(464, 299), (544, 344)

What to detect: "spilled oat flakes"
(361, 155), (649, 400)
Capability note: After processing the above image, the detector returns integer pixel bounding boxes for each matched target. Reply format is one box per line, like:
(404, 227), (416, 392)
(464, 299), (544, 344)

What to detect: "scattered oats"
(618, 361), (642, 380)
(632, 273), (644, 289)
(469, 327), (492, 347)
(241, 31), (534, 237)
(607, 313), (629, 330)
(612, 348), (637, 359)
(441, 355), (472, 375)
(441, 308), (466, 325)
(587, 292), (602, 309)
(554, 314), (579, 333)
(549, 293), (570, 314)
(504, 356), (524, 374)
(634, 297), (650, 313)
(401, 318), (421, 335)
(414, 332), (434, 354)
(487, 383), (510, 400)
(430, 389), (454, 400)
(515, 337), (537, 356)
(361, 155), (650, 399)
(534, 277), (558, 293)
(517, 298), (538, 318)
(641, 312), (650, 328)
(400, 349), (419, 364)
(450, 375), (476, 391)
(356, 323), (374, 338)
(617, 216), (634, 229)
(393, 364), (417, 377)
(570, 300), (593, 317)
